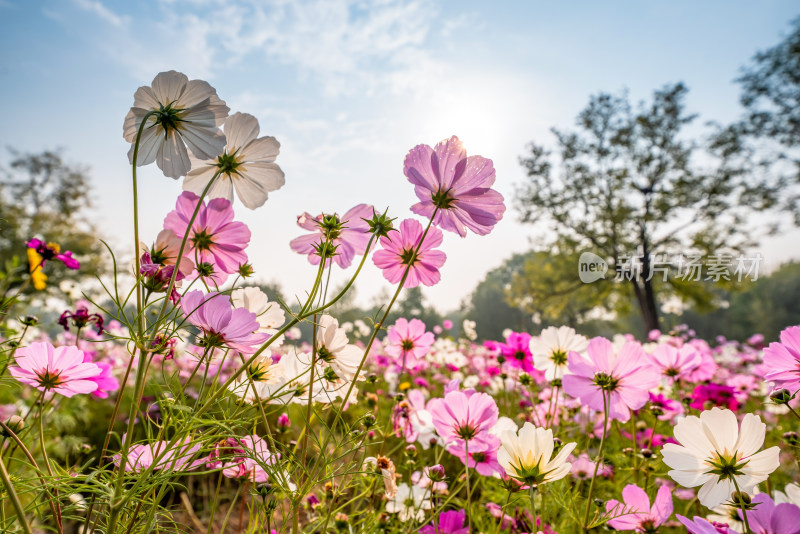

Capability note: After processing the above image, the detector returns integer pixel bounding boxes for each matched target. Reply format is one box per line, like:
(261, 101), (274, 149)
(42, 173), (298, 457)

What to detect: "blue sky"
(2, 0), (799, 312)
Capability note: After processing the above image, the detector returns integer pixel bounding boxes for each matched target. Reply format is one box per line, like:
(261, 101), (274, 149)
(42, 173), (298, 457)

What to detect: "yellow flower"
(27, 248), (47, 290)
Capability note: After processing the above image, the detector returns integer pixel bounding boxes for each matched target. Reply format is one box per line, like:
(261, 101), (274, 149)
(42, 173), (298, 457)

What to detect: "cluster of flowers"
(3, 68), (800, 534)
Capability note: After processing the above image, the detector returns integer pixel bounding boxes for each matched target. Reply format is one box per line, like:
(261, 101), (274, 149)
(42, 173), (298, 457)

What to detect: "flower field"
(1, 70), (799, 534)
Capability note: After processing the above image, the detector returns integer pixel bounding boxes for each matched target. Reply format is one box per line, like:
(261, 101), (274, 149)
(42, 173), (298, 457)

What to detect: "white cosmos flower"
(184, 112), (285, 209)
(385, 482), (431, 522)
(530, 326), (588, 381)
(315, 315), (364, 382)
(661, 407), (780, 509)
(123, 70), (229, 179)
(775, 483), (800, 507)
(497, 422), (576, 486)
(231, 287), (285, 346)
(228, 353), (285, 403)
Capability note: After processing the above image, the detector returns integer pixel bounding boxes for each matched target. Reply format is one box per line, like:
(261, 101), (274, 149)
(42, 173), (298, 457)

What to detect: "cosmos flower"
(372, 218), (446, 288)
(184, 112), (285, 209)
(420, 509), (469, 534)
(648, 343), (703, 382)
(83, 354), (119, 400)
(739, 493), (800, 534)
(404, 135), (505, 237)
(163, 191), (251, 285)
(114, 437), (202, 473)
(384, 318), (435, 369)
(661, 408), (780, 509)
(428, 390), (498, 453)
(496, 422), (576, 487)
(530, 326), (588, 381)
(58, 305), (104, 335)
(562, 337), (660, 423)
(385, 482), (431, 522)
(605, 484), (673, 532)
(289, 204), (374, 269)
(314, 314), (363, 382)
(26, 239), (80, 290)
(449, 435), (504, 477)
(9, 342), (101, 397)
(123, 70), (229, 178)
(677, 515), (739, 534)
(181, 291), (268, 354)
(231, 287), (285, 344)
(763, 326), (800, 393)
(494, 330), (535, 374)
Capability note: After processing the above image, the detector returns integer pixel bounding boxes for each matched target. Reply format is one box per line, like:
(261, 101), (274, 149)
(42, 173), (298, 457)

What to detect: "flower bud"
(276, 413), (290, 429)
(770, 389), (793, 404)
(427, 464), (446, 482)
(404, 444), (417, 458)
(784, 431), (800, 448)
(518, 373), (532, 386)
(2, 415), (24, 436)
(334, 513), (349, 530)
(640, 448), (654, 459)
(20, 315), (39, 327)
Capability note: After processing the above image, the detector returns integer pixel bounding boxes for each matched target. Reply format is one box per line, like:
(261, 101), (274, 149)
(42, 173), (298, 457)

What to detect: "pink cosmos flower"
(677, 515), (739, 534)
(449, 435), (503, 477)
(562, 337), (660, 422)
(207, 435), (292, 487)
(606, 484), (673, 532)
(404, 136), (505, 237)
(570, 453), (613, 479)
(428, 390), (498, 452)
(648, 344), (702, 382)
(384, 318), (435, 369)
(289, 204), (374, 269)
(763, 326), (800, 393)
(740, 493), (800, 534)
(163, 191), (250, 284)
(114, 438), (203, 472)
(181, 291), (268, 354)
(26, 239), (80, 269)
(372, 218), (446, 288)
(9, 342), (101, 397)
(83, 354), (119, 399)
(58, 305), (104, 335)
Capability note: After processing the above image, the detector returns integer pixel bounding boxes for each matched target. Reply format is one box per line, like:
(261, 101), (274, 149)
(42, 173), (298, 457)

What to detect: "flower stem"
(529, 485), (537, 531)
(582, 389), (609, 531)
(732, 478), (753, 534)
(464, 439), (472, 532)
(0, 452), (33, 534)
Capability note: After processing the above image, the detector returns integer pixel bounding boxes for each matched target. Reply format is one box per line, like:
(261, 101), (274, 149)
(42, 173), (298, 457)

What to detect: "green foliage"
(514, 83), (790, 333)
(682, 261), (800, 341)
(464, 253), (532, 340)
(0, 149), (106, 293)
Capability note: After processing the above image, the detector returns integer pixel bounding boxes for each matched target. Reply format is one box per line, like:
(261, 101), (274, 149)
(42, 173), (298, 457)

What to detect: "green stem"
(732, 478), (753, 534)
(582, 389), (609, 531)
(464, 439), (472, 532)
(0, 452), (33, 534)
(529, 485), (537, 530)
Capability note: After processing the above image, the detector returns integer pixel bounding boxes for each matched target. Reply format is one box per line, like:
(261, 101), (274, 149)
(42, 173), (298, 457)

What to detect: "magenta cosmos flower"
(677, 515), (738, 534)
(9, 342), (101, 397)
(384, 318), (435, 368)
(373, 218), (446, 288)
(428, 390), (498, 453)
(27, 239), (80, 269)
(605, 484), (673, 532)
(404, 136), (505, 237)
(562, 337), (660, 422)
(181, 291), (268, 354)
(163, 191), (250, 284)
(740, 493), (800, 534)
(420, 509), (469, 534)
(494, 331), (536, 374)
(763, 325), (800, 393)
(289, 204), (374, 269)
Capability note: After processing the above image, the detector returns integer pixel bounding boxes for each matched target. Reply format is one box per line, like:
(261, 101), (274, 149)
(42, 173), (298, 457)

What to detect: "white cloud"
(73, 0), (129, 27)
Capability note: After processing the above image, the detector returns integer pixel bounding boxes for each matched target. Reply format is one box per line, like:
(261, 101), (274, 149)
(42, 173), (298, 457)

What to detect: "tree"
(515, 83), (787, 333)
(736, 18), (800, 222)
(0, 149), (104, 293)
(464, 253), (532, 341)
